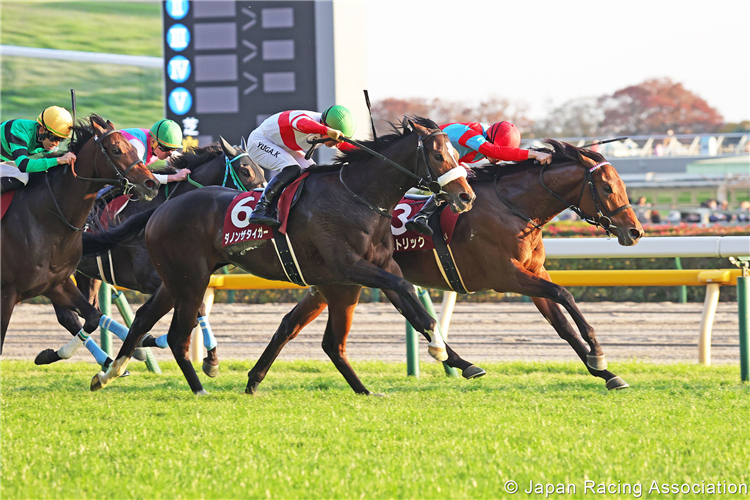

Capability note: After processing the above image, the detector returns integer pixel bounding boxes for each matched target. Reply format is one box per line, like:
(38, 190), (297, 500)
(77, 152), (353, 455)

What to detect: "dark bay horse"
(245, 139), (644, 392)
(86, 117), (477, 395)
(34, 138), (265, 370)
(1, 115), (159, 352)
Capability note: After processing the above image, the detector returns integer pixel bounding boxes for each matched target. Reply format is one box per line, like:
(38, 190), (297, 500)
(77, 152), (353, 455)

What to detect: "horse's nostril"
(145, 180), (158, 189)
(459, 192), (472, 203)
(628, 228), (641, 240)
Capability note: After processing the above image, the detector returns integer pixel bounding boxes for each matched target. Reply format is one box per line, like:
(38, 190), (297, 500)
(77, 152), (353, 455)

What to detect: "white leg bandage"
(58, 330), (88, 359)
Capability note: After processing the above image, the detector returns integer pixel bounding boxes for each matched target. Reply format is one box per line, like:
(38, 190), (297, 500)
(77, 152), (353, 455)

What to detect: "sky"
(363, 0), (750, 123)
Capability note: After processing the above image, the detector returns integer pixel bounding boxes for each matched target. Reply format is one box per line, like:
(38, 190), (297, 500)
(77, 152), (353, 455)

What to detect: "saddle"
(0, 191), (15, 221)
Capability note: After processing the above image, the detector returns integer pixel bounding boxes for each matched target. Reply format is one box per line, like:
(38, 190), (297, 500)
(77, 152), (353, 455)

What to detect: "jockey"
(404, 121), (552, 235)
(0, 106), (77, 193)
(246, 105), (356, 227)
(120, 119), (189, 184)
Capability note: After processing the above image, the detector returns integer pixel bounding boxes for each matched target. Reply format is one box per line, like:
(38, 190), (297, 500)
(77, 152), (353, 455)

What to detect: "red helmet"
(486, 121), (521, 148)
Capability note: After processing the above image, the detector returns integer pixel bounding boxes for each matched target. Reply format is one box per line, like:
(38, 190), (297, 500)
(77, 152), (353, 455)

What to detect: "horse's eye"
(112, 148), (122, 155)
(603, 184), (612, 194)
(435, 154), (444, 162)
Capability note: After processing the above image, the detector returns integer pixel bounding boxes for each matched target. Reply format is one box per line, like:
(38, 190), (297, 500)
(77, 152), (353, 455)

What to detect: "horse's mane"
(67, 114), (109, 154)
(318, 115), (440, 171)
(169, 143), (223, 171)
(470, 138), (608, 183)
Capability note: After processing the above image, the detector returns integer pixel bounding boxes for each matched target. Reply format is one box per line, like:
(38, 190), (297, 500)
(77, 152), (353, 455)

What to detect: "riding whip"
(582, 137), (627, 148)
(70, 89), (77, 124)
(364, 89), (377, 141)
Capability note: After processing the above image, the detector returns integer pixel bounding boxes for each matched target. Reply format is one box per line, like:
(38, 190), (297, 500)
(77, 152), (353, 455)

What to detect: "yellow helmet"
(37, 106), (73, 139)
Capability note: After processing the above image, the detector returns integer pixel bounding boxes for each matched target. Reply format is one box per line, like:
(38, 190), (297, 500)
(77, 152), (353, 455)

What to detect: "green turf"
(1, 1), (163, 127)
(2, 360), (748, 499)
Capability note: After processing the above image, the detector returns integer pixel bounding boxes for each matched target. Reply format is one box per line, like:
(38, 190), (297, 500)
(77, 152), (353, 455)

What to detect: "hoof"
(586, 354), (608, 371)
(428, 345), (448, 362)
(90, 371), (106, 392)
(462, 365), (487, 380)
(34, 349), (62, 365)
(606, 376), (629, 390)
(367, 392), (388, 397)
(202, 359), (219, 378)
(132, 348), (148, 362)
(245, 382), (260, 395)
(194, 389), (210, 396)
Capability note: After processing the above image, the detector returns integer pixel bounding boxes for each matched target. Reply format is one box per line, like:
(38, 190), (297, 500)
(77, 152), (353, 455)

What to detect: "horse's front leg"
(340, 257), (447, 361)
(381, 288), (486, 380)
(246, 287), (329, 394)
(504, 264), (612, 374)
(0, 288), (18, 354)
(91, 284), (174, 392)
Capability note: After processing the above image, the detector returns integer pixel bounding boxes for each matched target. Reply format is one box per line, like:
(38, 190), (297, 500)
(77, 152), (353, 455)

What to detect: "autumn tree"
(532, 97), (604, 138)
(598, 78), (723, 135)
(371, 97), (532, 136)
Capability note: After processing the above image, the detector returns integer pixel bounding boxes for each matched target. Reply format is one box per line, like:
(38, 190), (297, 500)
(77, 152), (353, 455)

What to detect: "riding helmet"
(150, 119), (183, 149)
(321, 105), (356, 138)
(487, 121), (521, 148)
(37, 106), (73, 139)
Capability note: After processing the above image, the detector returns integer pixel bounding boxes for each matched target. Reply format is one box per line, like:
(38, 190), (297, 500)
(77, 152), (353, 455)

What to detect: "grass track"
(2, 360), (748, 499)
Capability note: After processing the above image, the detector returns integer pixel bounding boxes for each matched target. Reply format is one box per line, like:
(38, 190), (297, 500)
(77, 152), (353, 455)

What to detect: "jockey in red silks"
(246, 105), (357, 227)
(404, 121), (552, 236)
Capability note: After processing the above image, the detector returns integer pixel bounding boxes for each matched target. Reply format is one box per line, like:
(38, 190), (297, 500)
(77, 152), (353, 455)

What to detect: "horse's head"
(220, 136), (266, 190)
(89, 116), (159, 201)
(409, 119), (475, 213)
(545, 139), (643, 246)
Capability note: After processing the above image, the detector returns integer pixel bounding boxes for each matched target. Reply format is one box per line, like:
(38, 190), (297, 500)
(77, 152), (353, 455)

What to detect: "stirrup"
(405, 217), (433, 236)
(248, 208), (280, 227)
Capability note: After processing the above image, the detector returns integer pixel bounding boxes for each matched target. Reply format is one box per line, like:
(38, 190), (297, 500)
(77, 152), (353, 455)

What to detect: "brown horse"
(34, 138), (266, 370)
(244, 139), (643, 392)
(1, 115), (159, 352)
(86, 117), (477, 395)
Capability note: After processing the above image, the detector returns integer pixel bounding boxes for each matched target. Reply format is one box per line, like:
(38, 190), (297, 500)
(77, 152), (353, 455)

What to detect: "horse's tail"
(81, 206), (158, 257)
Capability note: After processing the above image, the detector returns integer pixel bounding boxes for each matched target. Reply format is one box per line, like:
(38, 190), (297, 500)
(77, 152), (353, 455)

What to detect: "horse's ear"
(404, 119), (414, 133)
(219, 136), (237, 157)
(90, 117), (107, 137)
(410, 120), (429, 135)
(106, 120), (115, 130)
(240, 136), (248, 151)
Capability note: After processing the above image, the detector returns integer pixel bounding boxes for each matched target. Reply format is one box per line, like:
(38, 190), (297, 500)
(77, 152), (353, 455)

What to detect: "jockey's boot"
(247, 164), (302, 227)
(404, 195), (440, 236)
(0, 177), (24, 194)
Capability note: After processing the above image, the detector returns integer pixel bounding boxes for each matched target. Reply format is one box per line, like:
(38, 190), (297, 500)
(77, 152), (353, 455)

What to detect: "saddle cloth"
(391, 198), (460, 252)
(0, 191), (15, 221)
(98, 194), (131, 230)
(222, 172), (309, 247)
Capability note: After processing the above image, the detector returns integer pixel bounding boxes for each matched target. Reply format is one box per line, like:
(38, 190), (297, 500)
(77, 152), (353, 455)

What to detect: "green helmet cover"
(322, 105), (356, 137)
(150, 119), (183, 149)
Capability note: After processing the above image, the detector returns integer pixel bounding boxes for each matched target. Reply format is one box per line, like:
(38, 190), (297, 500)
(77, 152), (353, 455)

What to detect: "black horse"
(35, 138), (265, 371)
(84, 117), (478, 395)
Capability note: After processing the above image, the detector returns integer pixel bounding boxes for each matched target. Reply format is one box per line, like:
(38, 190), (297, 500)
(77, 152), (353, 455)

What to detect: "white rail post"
(191, 287), (215, 363)
(698, 283), (721, 365)
(438, 291), (458, 340)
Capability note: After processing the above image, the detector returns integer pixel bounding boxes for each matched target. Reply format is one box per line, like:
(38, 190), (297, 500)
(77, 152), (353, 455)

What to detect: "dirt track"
(3, 301), (741, 366)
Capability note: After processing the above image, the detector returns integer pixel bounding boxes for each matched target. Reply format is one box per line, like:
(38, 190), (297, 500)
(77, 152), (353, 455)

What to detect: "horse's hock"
(4, 301), (741, 364)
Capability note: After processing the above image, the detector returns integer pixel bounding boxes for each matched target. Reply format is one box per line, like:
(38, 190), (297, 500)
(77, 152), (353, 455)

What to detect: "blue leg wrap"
(99, 315), (129, 341)
(198, 316), (217, 350)
(84, 337), (109, 366)
(155, 335), (170, 349)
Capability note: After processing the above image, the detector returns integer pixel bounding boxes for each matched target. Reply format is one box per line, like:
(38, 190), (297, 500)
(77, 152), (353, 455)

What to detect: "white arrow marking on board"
(242, 40), (257, 63)
(241, 8), (256, 30)
(243, 73), (258, 95)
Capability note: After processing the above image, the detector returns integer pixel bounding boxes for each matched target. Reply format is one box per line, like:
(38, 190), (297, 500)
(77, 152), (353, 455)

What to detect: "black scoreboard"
(162, 0), (323, 150)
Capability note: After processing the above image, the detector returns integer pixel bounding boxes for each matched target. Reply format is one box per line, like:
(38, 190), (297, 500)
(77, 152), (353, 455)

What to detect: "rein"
(71, 129), (142, 186)
(167, 152), (251, 199)
(494, 160), (631, 236)
(333, 130), (467, 218)
(45, 172), (85, 232)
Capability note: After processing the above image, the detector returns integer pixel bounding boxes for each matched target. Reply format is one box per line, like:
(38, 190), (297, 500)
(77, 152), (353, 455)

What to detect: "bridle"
(337, 129), (468, 218)
(46, 128), (145, 232)
(495, 159), (631, 237)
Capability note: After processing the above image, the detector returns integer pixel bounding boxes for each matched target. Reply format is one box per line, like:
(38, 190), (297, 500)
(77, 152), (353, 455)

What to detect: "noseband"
(540, 161), (631, 236)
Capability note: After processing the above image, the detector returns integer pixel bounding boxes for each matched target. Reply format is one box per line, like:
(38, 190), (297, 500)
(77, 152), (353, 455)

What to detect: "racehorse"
(1, 115), (159, 352)
(243, 139), (644, 392)
(34, 138), (266, 371)
(86, 117), (477, 395)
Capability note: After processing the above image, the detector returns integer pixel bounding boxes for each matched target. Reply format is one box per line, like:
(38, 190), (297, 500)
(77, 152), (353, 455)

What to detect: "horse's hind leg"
(382, 289), (485, 380)
(1, 289), (17, 354)
(167, 297), (207, 395)
(246, 287), (328, 394)
(532, 296), (628, 390)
